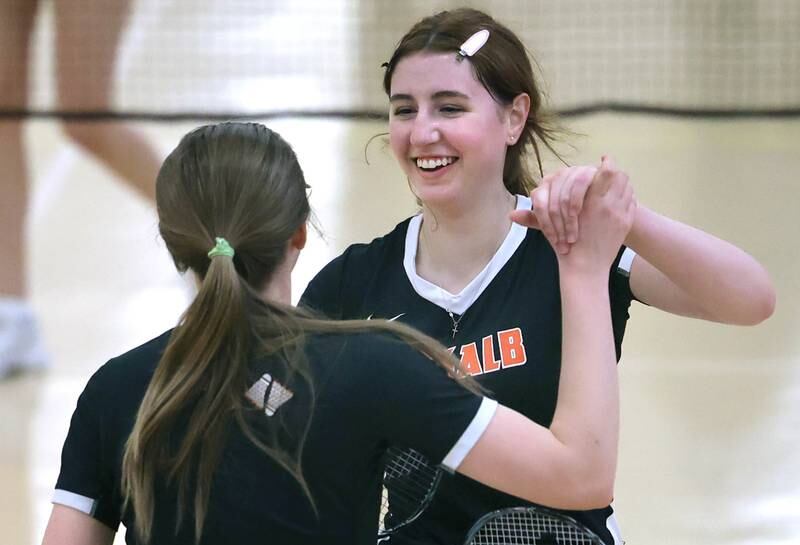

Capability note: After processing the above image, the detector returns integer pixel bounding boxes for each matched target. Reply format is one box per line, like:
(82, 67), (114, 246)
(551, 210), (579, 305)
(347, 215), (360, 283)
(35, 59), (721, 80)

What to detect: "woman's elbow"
(572, 471), (615, 509)
(736, 279), (776, 326)
(712, 269), (776, 326)
(751, 283), (776, 325)
(750, 265), (777, 323)
(552, 483), (614, 511)
(582, 476), (616, 509)
(553, 464), (616, 510)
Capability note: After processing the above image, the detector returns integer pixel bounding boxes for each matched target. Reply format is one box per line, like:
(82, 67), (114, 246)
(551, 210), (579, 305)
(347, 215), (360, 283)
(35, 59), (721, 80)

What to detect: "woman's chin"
(412, 181), (462, 208)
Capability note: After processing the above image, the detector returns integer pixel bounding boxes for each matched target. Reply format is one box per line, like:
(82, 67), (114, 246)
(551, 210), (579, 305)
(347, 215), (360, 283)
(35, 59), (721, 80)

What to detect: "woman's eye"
(440, 105), (464, 114)
(393, 107), (415, 116)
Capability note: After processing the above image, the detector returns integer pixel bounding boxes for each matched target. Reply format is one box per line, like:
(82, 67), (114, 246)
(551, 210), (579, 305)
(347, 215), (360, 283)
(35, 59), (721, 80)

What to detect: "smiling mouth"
(415, 157), (458, 172)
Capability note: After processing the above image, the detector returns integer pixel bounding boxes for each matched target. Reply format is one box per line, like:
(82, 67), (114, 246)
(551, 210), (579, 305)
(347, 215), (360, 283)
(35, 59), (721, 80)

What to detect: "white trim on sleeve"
(606, 502), (624, 545)
(616, 247), (637, 277)
(440, 397), (498, 473)
(52, 489), (97, 516)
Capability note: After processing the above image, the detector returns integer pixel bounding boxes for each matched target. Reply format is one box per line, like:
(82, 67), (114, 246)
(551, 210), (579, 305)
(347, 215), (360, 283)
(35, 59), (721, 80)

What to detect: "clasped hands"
(510, 156), (638, 259)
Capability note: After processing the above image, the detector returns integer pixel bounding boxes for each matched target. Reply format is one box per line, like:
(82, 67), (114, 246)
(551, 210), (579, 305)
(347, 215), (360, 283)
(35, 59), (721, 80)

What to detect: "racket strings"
(468, 510), (603, 545)
(379, 447), (442, 535)
(384, 448), (430, 478)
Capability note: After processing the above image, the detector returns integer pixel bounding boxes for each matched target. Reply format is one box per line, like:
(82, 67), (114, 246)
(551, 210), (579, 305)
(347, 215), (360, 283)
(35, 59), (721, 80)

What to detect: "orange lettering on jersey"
(459, 342), (483, 376)
(499, 328), (527, 368)
(482, 335), (501, 373)
(446, 346), (463, 376)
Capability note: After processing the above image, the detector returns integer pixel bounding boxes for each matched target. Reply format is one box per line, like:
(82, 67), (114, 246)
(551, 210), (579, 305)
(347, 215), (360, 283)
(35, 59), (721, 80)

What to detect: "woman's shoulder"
(301, 218), (414, 312)
(337, 216), (413, 267)
(303, 328), (428, 376)
(65, 330), (173, 436)
(305, 328), (410, 358)
(85, 329), (173, 396)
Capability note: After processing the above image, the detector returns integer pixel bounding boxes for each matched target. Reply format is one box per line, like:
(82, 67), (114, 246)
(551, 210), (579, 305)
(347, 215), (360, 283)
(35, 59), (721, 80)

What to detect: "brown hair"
(383, 8), (566, 195)
(120, 122), (477, 543)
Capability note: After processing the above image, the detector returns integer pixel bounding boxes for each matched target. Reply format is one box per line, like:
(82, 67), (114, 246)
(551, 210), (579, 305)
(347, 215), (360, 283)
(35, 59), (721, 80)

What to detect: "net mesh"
(3, 0), (799, 118)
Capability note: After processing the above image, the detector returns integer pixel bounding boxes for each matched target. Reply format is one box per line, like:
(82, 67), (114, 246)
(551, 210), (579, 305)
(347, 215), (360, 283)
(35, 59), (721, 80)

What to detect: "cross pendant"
(451, 323), (458, 338)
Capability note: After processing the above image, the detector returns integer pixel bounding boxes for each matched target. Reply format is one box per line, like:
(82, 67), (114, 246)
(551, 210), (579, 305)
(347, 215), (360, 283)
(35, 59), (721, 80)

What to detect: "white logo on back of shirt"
(246, 373), (294, 416)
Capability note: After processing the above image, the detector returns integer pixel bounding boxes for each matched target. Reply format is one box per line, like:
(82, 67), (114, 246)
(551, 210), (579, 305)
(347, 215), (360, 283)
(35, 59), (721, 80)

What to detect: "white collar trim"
(403, 195), (530, 315)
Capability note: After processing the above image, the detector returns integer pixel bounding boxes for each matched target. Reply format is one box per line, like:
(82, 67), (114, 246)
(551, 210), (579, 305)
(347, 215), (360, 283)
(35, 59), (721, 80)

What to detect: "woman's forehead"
(389, 52), (485, 97)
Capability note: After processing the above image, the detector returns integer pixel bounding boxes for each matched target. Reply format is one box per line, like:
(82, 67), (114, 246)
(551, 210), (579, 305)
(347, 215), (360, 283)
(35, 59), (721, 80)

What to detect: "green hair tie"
(208, 237), (235, 259)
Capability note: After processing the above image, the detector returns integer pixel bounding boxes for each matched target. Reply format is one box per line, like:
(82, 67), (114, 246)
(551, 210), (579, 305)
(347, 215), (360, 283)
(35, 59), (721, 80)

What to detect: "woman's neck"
(261, 247), (298, 306)
(416, 188), (517, 294)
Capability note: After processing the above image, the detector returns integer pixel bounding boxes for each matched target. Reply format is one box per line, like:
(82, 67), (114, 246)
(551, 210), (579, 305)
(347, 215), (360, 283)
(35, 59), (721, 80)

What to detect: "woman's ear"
(508, 93), (531, 142)
(291, 222), (308, 250)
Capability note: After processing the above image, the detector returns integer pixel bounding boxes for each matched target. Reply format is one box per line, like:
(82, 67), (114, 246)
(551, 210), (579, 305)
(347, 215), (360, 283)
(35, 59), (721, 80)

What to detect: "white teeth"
(416, 157), (455, 169)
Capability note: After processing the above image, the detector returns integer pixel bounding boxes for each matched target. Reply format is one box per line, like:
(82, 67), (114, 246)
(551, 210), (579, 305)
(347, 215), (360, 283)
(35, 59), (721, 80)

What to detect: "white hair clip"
(457, 29), (490, 61)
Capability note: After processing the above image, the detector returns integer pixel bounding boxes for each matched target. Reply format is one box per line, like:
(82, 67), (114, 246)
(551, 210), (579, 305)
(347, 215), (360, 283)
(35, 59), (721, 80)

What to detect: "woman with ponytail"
(42, 121), (633, 544)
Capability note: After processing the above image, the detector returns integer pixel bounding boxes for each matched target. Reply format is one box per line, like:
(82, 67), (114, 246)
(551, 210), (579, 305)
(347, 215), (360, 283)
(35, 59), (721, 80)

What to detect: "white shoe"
(0, 298), (49, 378)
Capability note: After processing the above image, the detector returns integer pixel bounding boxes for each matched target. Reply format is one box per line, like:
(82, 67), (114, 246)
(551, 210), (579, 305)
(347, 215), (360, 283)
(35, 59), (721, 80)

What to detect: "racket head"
(377, 446), (443, 537)
(464, 506), (607, 545)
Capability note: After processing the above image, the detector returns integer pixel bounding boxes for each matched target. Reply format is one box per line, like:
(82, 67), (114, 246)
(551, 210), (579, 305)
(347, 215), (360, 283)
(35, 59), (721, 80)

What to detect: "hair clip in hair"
(457, 29), (490, 62)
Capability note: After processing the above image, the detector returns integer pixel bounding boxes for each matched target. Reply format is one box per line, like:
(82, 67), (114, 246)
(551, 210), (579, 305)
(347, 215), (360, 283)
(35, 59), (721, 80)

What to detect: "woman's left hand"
(511, 160), (627, 255)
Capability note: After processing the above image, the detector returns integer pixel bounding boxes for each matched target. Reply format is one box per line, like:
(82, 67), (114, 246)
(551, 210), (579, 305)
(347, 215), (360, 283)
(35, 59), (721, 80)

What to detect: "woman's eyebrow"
(390, 90), (470, 102)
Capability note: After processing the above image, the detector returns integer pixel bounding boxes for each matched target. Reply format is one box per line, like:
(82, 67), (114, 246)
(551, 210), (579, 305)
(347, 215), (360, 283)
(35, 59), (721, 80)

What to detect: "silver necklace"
(447, 310), (465, 339)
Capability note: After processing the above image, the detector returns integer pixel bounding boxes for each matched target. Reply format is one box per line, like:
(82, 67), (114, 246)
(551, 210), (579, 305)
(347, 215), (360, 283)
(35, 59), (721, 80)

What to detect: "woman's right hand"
(557, 156), (636, 276)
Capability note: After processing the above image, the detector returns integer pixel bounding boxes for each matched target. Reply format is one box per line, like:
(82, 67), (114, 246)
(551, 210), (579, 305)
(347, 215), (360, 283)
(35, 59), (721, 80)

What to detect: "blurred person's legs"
(1, 0), (163, 378)
(0, 0), (48, 378)
(55, 0), (159, 201)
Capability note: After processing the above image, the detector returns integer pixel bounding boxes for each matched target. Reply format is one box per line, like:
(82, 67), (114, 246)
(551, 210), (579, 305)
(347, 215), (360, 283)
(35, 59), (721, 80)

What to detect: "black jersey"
(52, 329), (496, 545)
(300, 196), (636, 545)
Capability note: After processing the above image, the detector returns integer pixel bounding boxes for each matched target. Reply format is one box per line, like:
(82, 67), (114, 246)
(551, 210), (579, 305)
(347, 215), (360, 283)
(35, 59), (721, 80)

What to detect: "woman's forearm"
(626, 205), (775, 325)
(548, 269), (619, 501)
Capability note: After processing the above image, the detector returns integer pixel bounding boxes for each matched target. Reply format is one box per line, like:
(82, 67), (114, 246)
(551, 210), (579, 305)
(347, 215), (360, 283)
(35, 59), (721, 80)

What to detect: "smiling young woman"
(387, 52), (526, 212)
(387, 50), (530, 292)
(301, 7), (775, 545)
